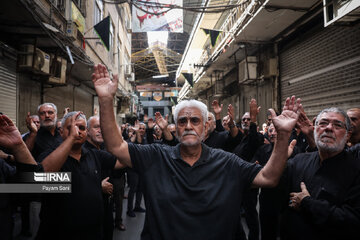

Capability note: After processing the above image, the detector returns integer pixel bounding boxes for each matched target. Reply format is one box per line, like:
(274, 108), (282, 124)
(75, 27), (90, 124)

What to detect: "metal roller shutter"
(0, 48), (17, 125)
(280, 25), (360, 119)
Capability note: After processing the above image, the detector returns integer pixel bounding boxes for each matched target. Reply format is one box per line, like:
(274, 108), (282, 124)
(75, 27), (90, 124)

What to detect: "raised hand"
(147, 118), (155, 129)
(132, 120), (140, 132)
(270, 96), (301, 134)
(26, 112), (37, 133)
(0, 114), (23, 149)
(68, 112), (82, 141)
(91, 64), (118, 99)
(249, 98), (261, 122)
(155, 112), (168, 130)
(212, 100), (223, 115)
(296, 105), (314, 136)
(63, 107), (70, 116)
(227, 104), (235, 122)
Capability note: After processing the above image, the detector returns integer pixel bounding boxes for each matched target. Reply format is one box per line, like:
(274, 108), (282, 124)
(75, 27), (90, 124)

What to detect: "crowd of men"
(0, 63), (359, 240)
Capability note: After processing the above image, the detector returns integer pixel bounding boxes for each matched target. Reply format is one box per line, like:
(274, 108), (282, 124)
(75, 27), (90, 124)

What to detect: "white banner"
(132, 0), (183, 32)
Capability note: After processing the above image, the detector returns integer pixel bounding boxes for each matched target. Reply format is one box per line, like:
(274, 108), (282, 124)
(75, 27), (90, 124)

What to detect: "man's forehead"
(319, 112), (345, 121)
(40, 105), (55, 111)
(242, 113), (250, 118)
(178, 107), (202, 117)
(347, 110), (360, 118)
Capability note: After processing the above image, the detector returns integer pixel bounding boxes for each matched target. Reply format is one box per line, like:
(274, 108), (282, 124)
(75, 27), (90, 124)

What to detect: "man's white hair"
(37, 103), (57, 114)
(174, 99), (208, 126)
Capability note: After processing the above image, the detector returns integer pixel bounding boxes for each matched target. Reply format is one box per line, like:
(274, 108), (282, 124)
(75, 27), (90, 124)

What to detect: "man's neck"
(180, 144), (202, 166)
(42, 126), (56, 136)
(69, 145), (82, 161)
(87, 139), (101, 150)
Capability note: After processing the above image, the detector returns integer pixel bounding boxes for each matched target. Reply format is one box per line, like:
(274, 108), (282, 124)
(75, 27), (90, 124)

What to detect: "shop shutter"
(280, 25), (360, 118)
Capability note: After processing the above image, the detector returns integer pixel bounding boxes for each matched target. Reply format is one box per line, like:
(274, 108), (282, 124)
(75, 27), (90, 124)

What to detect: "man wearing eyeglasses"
(91, 64), (301, 240)
(282, 107), (360, 240)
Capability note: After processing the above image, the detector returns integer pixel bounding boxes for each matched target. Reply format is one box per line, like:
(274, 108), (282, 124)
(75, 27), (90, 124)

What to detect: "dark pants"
(113, 175), (125, 225)
(127, 170), (143, 211)
(259, 190), (282, 240)
(242, 188), (260, 240)
(103, 195), (113, 240)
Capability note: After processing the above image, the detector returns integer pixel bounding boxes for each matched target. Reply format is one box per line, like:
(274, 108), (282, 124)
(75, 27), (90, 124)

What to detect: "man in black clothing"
(253, 124), (297, 240)
(84, 115), (120, 239)
(24, 103), (63, 160)
(91, 63), (301, 240)
(204, 106), (239, 151)
(1, 111), (124, 240)
(282, 107), (360, 240)
(232, 100), (264, 240)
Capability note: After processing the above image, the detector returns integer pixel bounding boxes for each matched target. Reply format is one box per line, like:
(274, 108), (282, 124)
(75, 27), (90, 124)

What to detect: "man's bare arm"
(252, 96), (301, 188)
(92, 64), (131, 167)
(0, 114), (37, 165)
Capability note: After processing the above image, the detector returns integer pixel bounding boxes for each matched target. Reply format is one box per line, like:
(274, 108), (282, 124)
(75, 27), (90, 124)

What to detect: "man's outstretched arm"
(92, 64), (132, 167)
(0, 114), (37, 165)
(252, 96), (301, 188)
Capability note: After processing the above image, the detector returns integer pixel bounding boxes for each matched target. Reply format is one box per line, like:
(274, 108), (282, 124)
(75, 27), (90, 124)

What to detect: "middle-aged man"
(281, 107), (360, 240)
(347, 107), (360, 146)
(91, 63), (300, 240)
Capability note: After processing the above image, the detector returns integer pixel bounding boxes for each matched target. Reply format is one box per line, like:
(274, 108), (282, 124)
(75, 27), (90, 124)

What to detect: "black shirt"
(281, 150), (360, 240)
(38, 146), (116, 232)
(233, 122), (264, 162)
(204, 130), (239, 152)
(128, 142), (262, 240)
(24, 127), (63, 161)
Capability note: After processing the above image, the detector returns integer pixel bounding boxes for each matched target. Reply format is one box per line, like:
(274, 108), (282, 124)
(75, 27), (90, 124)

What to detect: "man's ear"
(347, 130), (352, 142)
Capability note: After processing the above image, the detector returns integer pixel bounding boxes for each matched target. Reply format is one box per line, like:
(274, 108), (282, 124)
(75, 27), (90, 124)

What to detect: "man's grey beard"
(178, 130), (205, 147)
(41, 116), (57, 129)
(314, 131), (347, 153)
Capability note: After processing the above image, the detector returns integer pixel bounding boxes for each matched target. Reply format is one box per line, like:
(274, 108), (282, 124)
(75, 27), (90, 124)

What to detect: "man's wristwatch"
(6, 154), (12, 161)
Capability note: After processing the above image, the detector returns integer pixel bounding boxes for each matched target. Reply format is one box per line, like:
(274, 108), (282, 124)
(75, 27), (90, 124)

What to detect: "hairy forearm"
(42, 138), (74, 172)
(99, 97), (124, 152)
(24, 132), (37, 151)
(229, 124), (238, 138)
(11, 142), (37, 165)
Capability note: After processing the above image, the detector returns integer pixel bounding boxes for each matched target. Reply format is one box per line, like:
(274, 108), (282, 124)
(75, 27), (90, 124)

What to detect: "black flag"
(94, 16), (110, 51)
(182, 73), (193, 87)
(202, 28), (221, 47)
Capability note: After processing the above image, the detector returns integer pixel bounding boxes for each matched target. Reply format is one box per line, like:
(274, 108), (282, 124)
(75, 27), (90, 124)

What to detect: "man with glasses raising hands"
(92, 63), (301, 240)
(282, 107), (360, 240)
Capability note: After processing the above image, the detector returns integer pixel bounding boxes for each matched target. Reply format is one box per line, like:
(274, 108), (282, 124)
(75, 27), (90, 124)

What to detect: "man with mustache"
(25, 103), (63, 160)
(281, 107), (360, 240)
(91, 63), (301, 240)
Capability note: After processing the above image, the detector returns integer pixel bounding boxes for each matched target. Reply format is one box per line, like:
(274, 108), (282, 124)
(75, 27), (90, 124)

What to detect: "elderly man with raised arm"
(92, 63), (301, 240)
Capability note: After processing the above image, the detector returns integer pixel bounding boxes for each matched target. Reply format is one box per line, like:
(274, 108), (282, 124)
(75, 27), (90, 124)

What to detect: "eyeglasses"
(242, 118), (250, 121)
(177, 117), (201, 127)
(317, 119), (346, 130)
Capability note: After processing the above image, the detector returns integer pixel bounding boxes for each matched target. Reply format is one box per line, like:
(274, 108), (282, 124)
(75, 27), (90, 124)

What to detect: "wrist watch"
(6, 154), (11, 161)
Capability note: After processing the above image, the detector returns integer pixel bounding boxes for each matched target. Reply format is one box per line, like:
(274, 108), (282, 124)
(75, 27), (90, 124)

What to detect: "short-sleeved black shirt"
(24, 127), (63, 161)
(128, 142), (262, 240)
(38, 146), (116, 232)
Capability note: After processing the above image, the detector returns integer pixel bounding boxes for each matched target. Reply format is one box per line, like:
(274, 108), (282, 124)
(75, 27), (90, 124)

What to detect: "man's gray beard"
(41, 117), (57, 129)
(178, 130), (205, 147)
(314, 131), (347, 153)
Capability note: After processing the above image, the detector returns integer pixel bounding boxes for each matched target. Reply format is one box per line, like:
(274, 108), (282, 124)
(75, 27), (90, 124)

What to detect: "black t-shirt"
(281, 150), (360, 240)
(128, 142), (262, 240)
(38, 146), (116, 230)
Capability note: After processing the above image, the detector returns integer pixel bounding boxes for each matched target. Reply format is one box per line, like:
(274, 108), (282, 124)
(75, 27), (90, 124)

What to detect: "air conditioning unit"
(125, 64), (132, 76)
(238, 56), (257, 83)
(66, 21), (78, 40)
(126, 72), (135, 82)
(18, 45), (50, 74)
(263, 58), (278, 78)
(323, 0), (360, 27)
(49, 55), (67, 84)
